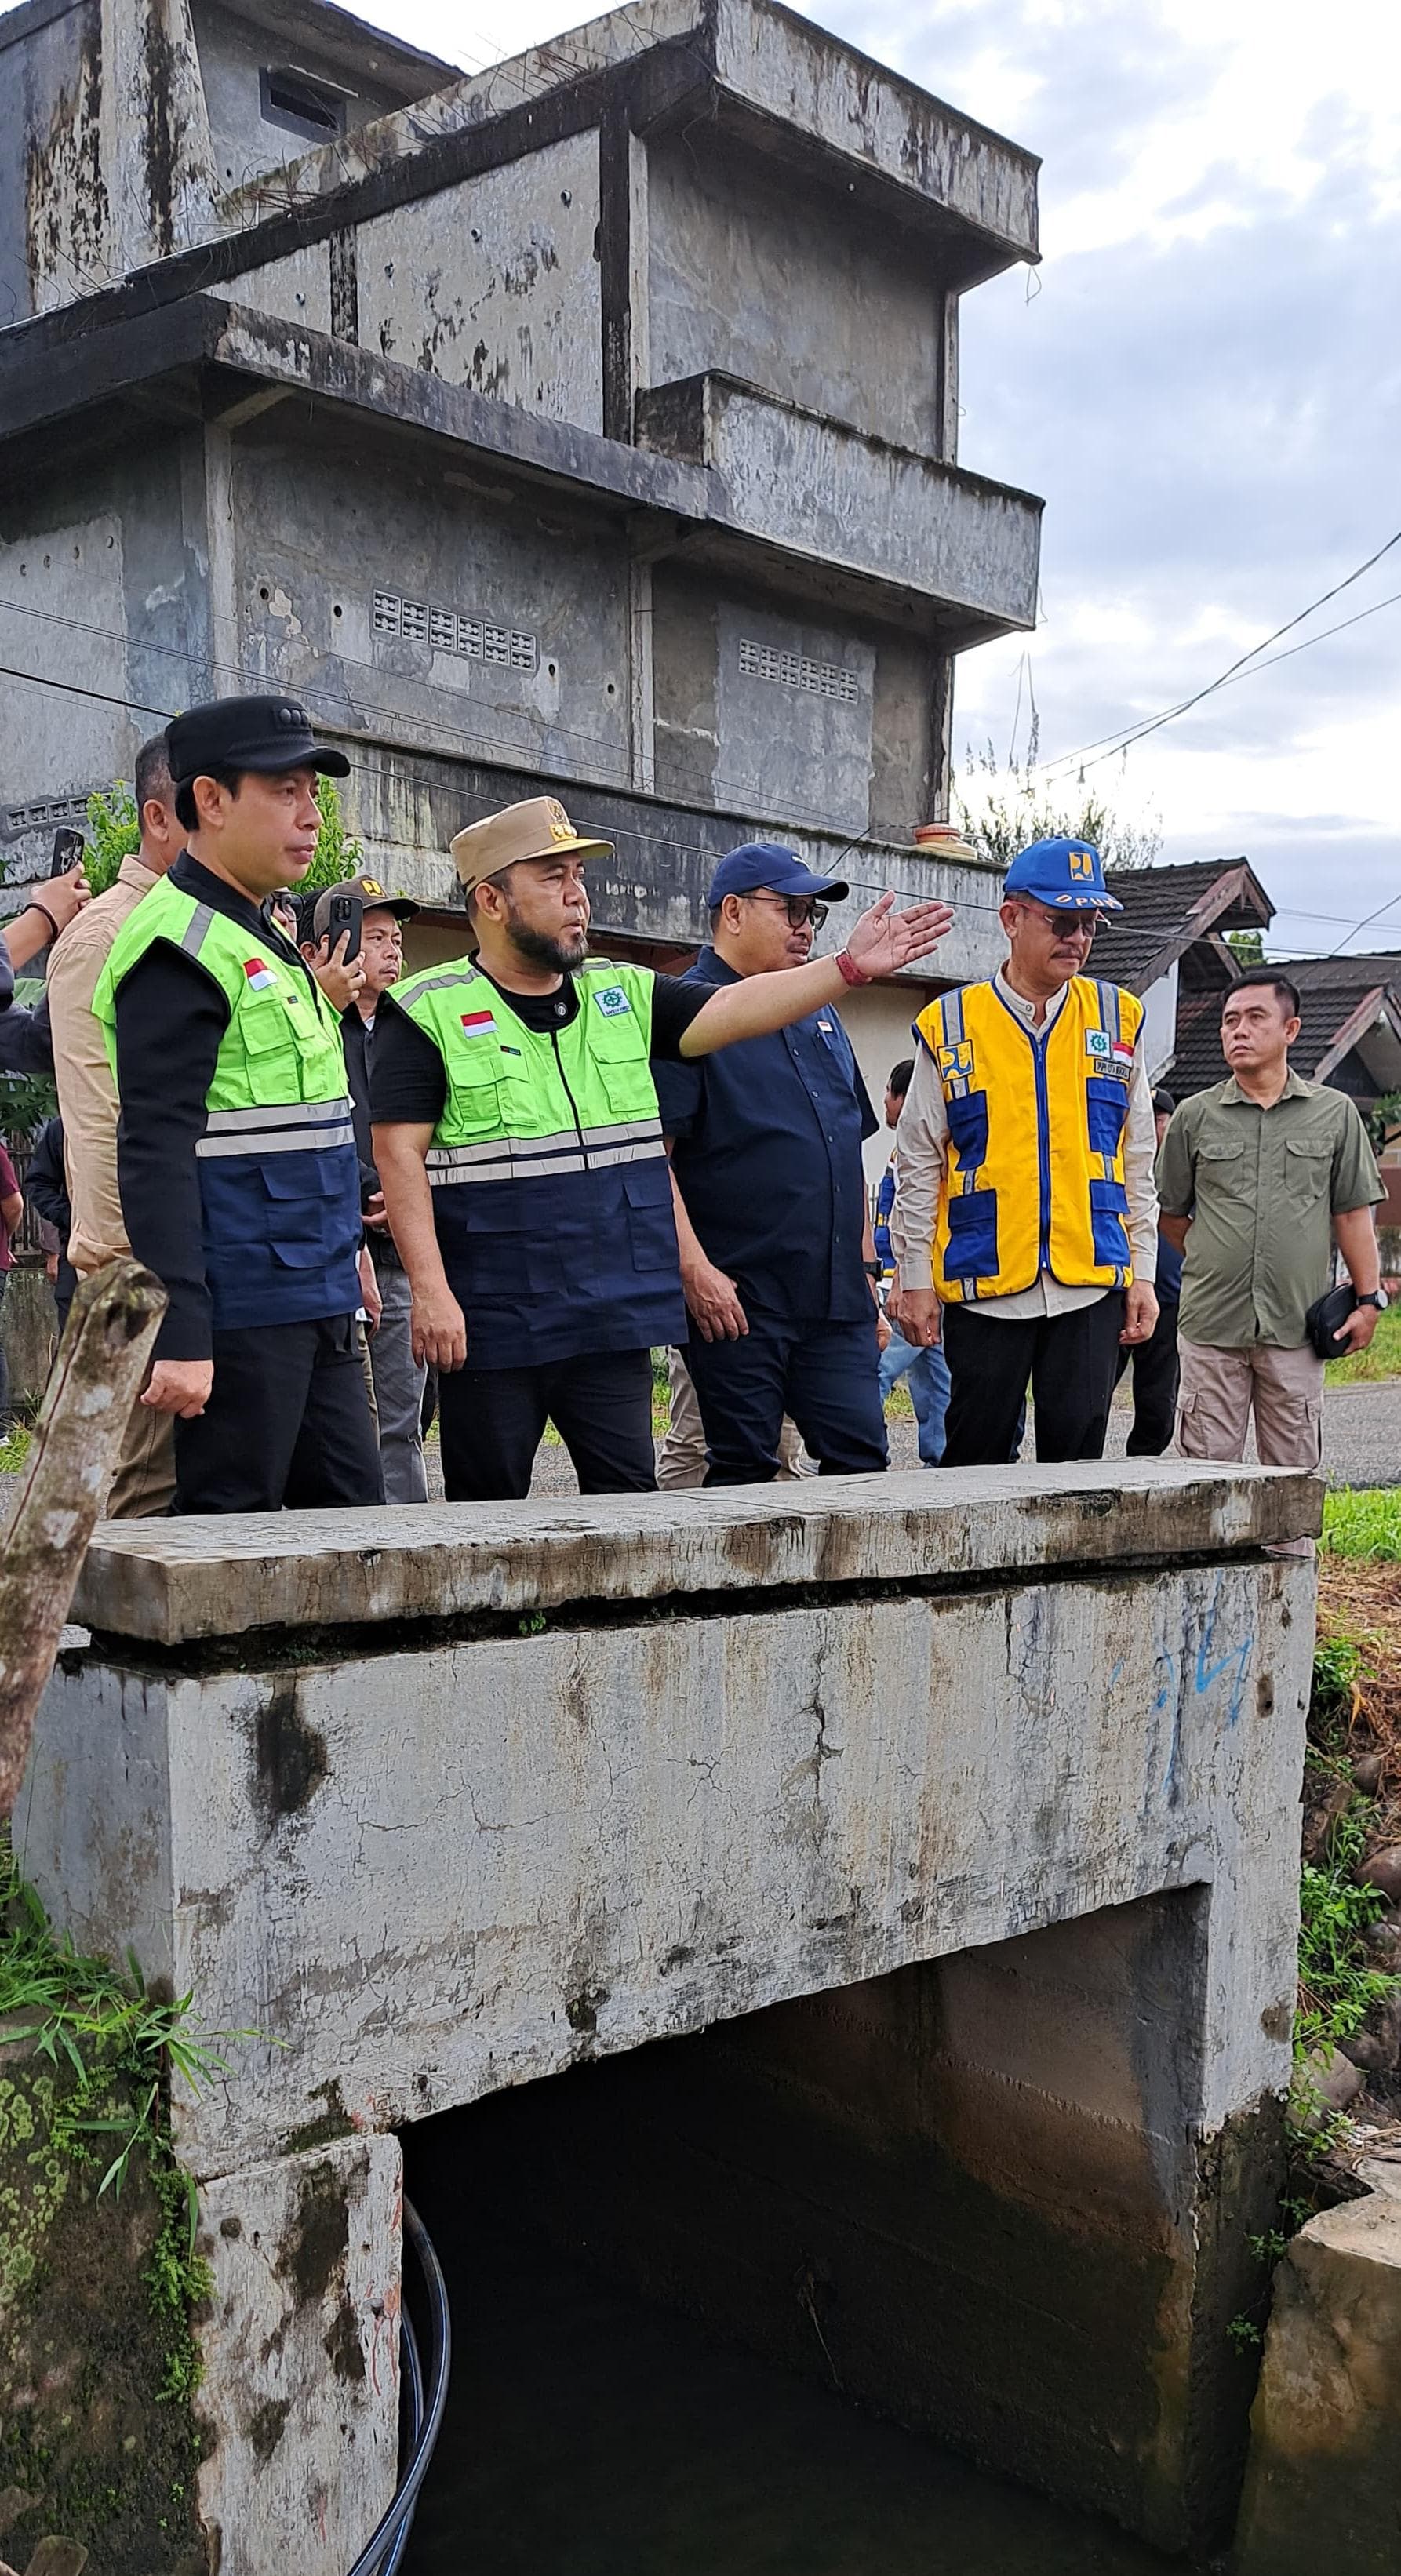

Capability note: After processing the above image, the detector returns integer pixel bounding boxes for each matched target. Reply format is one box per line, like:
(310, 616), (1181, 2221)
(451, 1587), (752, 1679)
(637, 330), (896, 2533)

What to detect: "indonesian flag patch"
(243, 958), (278, 991)
(460, 1008), (497, 1037)
(1112, 1039), (1134, 1068)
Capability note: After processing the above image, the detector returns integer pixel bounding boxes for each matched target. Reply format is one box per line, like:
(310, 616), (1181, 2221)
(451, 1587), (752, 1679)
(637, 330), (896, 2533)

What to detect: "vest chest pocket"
(444, 1072), (510, 1143)
(233, 991), (304, 1098)
(946, 1089), (989, 1166)
(1086, 1081), (1128, 1162)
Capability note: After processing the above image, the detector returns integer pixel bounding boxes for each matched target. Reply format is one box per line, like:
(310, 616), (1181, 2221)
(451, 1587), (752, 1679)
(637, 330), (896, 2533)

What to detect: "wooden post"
(0, 1258), (166, 1818)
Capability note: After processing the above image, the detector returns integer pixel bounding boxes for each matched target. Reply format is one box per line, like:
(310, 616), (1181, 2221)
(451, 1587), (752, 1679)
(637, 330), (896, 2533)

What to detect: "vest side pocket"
(1088, 1176), (1130, 1268)
(943, 1187), (999, 1283)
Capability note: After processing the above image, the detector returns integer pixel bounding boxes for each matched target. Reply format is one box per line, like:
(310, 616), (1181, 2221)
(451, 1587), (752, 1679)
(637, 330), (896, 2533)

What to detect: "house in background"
(1094, 858), (1274, 1086)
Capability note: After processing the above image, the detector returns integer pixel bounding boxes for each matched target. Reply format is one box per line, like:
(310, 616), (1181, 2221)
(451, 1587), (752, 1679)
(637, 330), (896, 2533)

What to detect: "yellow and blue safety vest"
(393, 955), (687, 1366)
(93, 879), (362, 1330)
(913, 974), (1144, 1301)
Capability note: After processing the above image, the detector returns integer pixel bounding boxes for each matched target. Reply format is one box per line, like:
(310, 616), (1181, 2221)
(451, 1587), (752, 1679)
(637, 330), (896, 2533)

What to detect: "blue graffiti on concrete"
(1155, 1575), (1255, 1796)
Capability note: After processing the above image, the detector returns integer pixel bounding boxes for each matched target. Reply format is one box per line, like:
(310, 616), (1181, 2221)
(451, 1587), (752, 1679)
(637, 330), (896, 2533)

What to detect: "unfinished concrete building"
(0, 0), (1043, 1101)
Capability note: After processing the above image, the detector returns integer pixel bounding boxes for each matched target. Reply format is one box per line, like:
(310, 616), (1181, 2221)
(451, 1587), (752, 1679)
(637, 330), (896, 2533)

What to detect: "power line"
(1035, 526), (1401, 782)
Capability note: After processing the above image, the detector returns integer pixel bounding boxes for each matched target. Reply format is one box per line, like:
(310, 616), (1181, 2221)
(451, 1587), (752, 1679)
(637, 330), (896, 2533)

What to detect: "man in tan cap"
(371, 795), (952, 1500)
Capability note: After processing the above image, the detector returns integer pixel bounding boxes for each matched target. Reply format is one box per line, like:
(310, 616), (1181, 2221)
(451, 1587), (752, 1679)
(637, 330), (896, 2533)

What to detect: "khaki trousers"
(1174, 1336), (1323, 1555)
(106, 1393), (177, 1519)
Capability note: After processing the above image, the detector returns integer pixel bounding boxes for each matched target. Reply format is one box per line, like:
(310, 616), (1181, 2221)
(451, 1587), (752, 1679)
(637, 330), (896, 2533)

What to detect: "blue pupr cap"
(1003, 835), (1123, 912)
(707, 842), (850, 908)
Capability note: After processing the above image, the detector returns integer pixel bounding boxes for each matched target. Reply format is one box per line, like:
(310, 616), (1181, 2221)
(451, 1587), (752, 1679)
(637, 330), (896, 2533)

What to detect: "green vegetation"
(84, 780), (142, 895)
(0, 1422), (32, 1473)
(297, 776), (363, 892)
(1295, 1794), (1396, 2062)
(1325, 1302), (1401, 1386)
(955, 731), (1163, 872)
(1322, 1486), (1401, 1560)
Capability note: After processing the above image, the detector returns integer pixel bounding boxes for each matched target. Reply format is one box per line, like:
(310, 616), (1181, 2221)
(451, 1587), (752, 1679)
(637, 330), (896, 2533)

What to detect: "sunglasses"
(741, 892), (830, 930)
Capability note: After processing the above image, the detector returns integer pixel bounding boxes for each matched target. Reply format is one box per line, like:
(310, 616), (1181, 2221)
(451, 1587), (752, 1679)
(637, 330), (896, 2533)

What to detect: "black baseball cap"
(707, 842), (849, 906)
(309, 874), (418, 944)
(165, 694), (350, 788)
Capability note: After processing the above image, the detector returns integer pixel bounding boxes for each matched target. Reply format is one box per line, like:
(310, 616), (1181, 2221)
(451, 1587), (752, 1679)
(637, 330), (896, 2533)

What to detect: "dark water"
(402, 2176), (1174, 2576)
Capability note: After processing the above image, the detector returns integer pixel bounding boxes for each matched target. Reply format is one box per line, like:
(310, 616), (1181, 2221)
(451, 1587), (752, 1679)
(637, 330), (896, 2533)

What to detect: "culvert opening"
(399, 1922), (1210, 2574)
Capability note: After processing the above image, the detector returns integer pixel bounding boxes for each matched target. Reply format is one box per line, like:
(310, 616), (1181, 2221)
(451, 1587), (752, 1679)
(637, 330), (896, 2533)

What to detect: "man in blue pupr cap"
(891, 835), (1160, 1466)
(653, 841), (892, 1483)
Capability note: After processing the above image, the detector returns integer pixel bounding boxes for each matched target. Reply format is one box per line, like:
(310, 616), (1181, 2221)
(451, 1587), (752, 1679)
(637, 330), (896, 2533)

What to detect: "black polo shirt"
(652, 948), (878, 1321)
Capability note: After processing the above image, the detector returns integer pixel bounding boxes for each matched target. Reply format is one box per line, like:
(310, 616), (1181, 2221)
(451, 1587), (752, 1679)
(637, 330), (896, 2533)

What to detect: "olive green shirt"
(1155, 1071), (1383, 1349)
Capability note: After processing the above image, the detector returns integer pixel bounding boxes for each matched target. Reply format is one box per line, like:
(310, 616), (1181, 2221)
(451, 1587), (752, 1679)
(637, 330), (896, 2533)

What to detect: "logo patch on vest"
(1085, 1029), (1111, 1059)
(593, 985), (632, 1017)
(460, 1008), (497, 1037)
(243, 959), (277, 991)
(937, 1040), (973, 1079)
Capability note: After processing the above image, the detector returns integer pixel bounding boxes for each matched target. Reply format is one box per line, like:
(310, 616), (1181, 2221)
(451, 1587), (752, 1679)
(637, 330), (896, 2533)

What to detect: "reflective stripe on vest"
(392, 955), (684, 1366)
(93, 875), (362, 1330)
(912, 973), (1144, 1301)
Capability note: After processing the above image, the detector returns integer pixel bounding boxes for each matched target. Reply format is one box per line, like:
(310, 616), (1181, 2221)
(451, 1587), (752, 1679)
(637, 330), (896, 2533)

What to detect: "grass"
(0, 1421), (31, 1473)
(1326, 1301), (1401, 1385)
(1323, 1486), (1401, 1562)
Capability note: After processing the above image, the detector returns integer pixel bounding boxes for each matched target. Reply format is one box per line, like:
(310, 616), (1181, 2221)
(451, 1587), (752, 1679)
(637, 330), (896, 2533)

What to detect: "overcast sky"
(319, 2), (1396, 949)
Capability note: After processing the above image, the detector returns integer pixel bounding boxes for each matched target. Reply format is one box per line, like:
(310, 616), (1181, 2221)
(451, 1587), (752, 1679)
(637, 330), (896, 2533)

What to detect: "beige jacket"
(46, 851), (163, 1273)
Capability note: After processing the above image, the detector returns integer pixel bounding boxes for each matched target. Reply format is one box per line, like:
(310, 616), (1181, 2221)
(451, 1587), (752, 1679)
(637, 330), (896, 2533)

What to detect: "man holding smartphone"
(93, 695), (383, 1515)
(304, 873), (428, 1504)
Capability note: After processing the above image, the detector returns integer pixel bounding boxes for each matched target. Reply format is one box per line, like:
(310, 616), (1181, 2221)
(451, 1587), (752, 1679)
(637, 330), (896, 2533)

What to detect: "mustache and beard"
(501, 900), (590, 977)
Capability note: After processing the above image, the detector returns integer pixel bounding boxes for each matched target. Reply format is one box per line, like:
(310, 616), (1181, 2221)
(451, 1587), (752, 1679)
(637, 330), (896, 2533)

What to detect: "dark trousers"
(1115, 1297), (1180, 1456)
(173, 1314), (384, 1514)
(438, 1347), (657, 1502)
(687, 1309), (887, 1484)
(941, 1292), (1126, 1467)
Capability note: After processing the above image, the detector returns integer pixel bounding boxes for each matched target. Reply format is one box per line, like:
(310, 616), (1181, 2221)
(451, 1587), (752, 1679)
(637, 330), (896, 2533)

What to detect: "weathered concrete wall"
(21, 1462), (1315, 2183)
(1234, 2189), (1401, 2574)
(189, 0), (442, 200)
(355, 134), (604, 425)
(646, 129), (948, 453)
(195, 2134), (402, 2576)
(639, 373), (1042, 626)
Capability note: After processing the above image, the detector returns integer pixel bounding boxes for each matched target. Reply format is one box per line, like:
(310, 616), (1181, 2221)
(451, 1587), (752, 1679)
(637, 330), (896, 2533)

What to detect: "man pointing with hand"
(372, 797), (951, 1501)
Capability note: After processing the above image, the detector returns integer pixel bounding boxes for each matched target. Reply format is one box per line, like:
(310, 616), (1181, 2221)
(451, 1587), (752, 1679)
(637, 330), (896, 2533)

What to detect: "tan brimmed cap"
(450, 795), (613, 896)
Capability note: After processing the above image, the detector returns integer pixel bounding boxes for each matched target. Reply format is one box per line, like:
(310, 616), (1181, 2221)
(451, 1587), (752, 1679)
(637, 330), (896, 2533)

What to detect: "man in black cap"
(653, 842), (889, 1482)
(93, 695), (383, 1515)
(304, 873), (428, 1503)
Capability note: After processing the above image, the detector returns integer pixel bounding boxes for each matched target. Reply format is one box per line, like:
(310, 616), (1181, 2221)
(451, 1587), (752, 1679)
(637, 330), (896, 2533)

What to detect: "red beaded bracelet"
(834, 948), (869, 988)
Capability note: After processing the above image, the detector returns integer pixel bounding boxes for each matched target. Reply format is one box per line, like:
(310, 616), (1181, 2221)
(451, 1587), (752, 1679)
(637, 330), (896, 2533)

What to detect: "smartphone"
(323, 890), (363, 963)
(51, 826), (86, 875)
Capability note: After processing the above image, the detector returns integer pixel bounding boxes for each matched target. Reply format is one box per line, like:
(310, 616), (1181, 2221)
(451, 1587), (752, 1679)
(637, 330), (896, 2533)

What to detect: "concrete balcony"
(638, 373), (1042, 641)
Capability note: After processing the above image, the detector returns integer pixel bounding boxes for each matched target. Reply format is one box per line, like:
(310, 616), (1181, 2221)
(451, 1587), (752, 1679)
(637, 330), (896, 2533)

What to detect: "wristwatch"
(1357, 1288), (1389, 1310)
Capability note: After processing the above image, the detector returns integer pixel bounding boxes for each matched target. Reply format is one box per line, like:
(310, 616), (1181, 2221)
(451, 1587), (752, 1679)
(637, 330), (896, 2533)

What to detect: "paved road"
(422, 1376), (1401, 1499)
(8, 1376), (1399, 1514)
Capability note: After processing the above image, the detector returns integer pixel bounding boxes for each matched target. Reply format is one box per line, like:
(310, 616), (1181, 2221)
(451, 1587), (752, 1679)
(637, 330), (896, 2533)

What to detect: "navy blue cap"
(166, 694), (350, 789)
(707, 842), (849, 908)
(1003, 835), (1123, 912)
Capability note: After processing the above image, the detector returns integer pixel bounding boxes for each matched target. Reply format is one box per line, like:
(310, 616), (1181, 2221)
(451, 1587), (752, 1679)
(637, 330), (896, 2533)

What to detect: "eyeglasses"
(741, 892), (829, 930)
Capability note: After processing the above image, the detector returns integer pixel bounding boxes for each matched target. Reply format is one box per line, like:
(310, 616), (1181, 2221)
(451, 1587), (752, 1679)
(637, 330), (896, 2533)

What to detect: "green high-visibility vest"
(93, 875), (362, 1331)
(392, 955), (685, 1366)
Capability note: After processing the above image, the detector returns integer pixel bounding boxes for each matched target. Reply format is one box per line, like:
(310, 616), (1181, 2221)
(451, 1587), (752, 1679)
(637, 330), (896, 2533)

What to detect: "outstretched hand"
(846, 892), (954, 980)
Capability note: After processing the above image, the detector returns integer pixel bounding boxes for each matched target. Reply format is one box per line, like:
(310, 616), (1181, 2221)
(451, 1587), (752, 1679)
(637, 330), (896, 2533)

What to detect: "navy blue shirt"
(1155, 1226), (1184, 1302)
(653, 948), (878, 1321)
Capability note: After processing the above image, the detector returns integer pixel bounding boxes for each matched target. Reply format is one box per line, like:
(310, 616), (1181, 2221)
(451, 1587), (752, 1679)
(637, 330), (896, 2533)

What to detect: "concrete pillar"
(1234, 2192), (1401, 2574)
(0, 1266), (57, 1414)
(196, 2136), (403, 2576)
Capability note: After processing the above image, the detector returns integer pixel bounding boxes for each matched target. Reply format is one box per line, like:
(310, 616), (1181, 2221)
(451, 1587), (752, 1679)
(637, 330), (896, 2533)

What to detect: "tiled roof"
(1167, 960), (1401, 1099)
(1094, 858), (1271, 992)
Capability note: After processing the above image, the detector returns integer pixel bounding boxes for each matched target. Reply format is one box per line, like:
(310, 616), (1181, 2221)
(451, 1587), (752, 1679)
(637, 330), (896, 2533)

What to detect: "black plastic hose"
(344, 2195), (452, 2576)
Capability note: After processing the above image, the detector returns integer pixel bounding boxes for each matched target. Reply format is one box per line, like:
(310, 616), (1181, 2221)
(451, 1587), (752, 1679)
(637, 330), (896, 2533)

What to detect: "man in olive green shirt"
(1155, 971), (1385, 1493)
